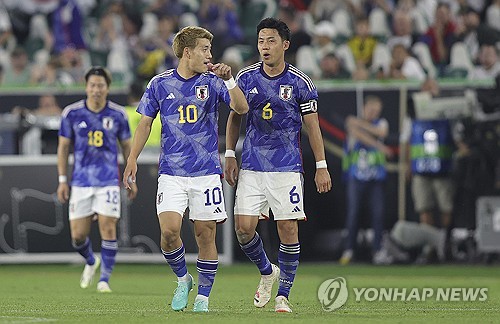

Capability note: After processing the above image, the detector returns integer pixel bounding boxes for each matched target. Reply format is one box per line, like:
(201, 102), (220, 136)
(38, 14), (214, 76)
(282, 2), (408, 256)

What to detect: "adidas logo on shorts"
(291, 206), (301, 213)
(213, 207), (222, 213)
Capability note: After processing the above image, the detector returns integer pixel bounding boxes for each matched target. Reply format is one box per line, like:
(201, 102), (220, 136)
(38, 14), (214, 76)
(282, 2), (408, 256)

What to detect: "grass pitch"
(0, 263), (498, 323)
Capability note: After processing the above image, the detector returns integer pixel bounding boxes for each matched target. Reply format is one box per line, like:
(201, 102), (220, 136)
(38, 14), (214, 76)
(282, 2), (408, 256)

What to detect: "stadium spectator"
(418, 2), (457, 76)
(468, 44), (500, 80)
(347, 16), (378, 69)
(295, 20), (336, 79)
(457, 7), (500, 64)
(340, 95), (391, 265)
(387, 43), (426, 81)
(400, 78), (456, 232)
(123, 26), (248, 312)
(319, 52), (351, 80)
(224, 17), (331, 313)
(51, 0), (87, 54)
(486, 0), (500, 32)
(197, 0), (244, 61)
(56, 66), (137, 293)
(2, 46), (33, 86)
(386, 9), (417, 50)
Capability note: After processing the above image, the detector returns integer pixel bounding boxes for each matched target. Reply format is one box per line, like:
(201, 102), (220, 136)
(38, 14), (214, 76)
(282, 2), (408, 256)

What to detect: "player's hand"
(57, 182), (70, 203)
(207, 62), (232, 81)
(123, 159), (138, 190)
(127, 182), (138, 200)
(315, 168), (332, 193)
(224, 157), (239, 187)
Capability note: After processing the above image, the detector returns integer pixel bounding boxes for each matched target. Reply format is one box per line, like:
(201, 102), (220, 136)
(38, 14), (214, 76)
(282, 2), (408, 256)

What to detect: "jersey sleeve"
(118, 112), (132, 141)
(136, 78), (160, 118)
(215, 76), (231, 106)
(58, 113), (73, 139)
(298, 78), (319, 116)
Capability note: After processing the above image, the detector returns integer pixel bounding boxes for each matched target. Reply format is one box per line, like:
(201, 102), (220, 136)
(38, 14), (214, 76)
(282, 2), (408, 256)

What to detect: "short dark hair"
(85, 66), (112, 86)
(257, 17), (291, 41)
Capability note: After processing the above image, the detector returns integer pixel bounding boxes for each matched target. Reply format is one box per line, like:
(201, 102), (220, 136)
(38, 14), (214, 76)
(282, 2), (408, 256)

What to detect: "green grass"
(0, 263), (499, 323)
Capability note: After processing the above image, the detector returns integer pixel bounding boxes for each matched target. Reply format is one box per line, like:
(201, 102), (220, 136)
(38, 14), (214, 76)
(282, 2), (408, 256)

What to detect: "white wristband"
(58, 175), (67, 183)
(224, 77), (237, 90)
(316, 160), (327, 169)
(225, 149), (236, 158)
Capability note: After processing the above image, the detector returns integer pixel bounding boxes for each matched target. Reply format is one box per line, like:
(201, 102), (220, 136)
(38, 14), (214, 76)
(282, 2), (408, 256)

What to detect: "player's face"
(188, 38), (213, 74)
(85, 75), (109, 106)
(258, 28), (289, 67)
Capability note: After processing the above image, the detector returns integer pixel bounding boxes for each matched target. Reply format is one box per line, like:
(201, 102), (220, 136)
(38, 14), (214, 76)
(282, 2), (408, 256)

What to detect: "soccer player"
(224, 17), (332, 313)
(57, 66), (137, 293)
(122, 26), (248, 312)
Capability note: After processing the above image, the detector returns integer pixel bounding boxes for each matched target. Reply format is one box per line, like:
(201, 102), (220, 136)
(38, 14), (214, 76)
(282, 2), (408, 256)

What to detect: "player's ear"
(184, 47), (191, 59)
(283, 40), (290, 51)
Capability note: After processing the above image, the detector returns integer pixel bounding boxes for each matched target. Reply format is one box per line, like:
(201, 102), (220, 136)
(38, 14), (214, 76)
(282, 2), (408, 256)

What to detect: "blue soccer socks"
(162, 244), (188, 278)
(99, 239), (118, 283)
(277, 242), (300, 298)
(240, 232), (272, 275)
(197, 259), (218, 297)
(72, 237), (96, 265)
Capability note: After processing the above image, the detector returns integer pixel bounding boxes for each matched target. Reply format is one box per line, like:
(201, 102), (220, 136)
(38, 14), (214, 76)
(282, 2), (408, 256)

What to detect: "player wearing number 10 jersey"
(224, 18), (332, 313)
(123, 26), (248, 312)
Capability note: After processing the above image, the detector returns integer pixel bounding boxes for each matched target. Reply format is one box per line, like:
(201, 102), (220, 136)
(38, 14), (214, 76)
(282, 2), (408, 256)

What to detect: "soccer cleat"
(171, 274), (194, 311)
(97, 281), (112, 293)
(80, 256), (100, 289)
(339, 249), (353, 266)
(275, 295), (292, 313)
(193, 295), (209, 312)
(254, 263), (280, 307)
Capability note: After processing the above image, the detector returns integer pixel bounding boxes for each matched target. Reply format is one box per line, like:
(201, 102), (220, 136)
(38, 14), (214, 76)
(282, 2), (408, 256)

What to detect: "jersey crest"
(103, 117), (114, 130)
(279, 85), (293, 101)
(196, 85), (209, 101)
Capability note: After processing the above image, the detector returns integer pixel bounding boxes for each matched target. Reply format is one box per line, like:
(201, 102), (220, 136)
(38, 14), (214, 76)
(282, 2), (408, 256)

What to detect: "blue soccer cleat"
(171, 274), (194, 311)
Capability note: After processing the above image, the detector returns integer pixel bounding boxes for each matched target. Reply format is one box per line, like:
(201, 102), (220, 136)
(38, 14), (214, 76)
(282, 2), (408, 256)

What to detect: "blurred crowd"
(0, 0), (499, 87)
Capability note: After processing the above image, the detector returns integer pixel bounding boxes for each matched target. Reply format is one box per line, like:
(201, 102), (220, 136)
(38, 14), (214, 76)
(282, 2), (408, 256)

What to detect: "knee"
(161, 227), (180, 246)
(71, 231), (87, 244)
(235, 223), (255, 244)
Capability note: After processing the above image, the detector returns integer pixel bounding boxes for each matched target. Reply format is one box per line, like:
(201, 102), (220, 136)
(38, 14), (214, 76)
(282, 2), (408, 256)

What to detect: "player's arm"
(209, 62), (248, 115)
(123, 115), (153, 190)
(303, 113), (332, 193)
(119, 138), (138, 199)
(56, 136), (71, 203)
(224, 110), (242, 187)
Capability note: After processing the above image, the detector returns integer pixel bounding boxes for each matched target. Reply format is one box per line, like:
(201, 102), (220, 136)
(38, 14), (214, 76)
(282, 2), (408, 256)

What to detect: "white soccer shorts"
(69, 186), (121, 220)
(156, 174), (227, 223)
(234, 170), (306, 221)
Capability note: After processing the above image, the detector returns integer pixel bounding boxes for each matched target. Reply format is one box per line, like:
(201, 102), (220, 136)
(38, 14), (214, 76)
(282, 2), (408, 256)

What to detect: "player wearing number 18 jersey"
(57, 66), (137, 293)
(123, 26), (248, 312)
(224, 18), (332, 313)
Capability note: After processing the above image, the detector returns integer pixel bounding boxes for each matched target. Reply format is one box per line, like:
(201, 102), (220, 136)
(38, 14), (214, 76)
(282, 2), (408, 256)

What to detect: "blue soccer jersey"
(59, 100), (131, 187)
(236, 62), (319, 172)
(137, 69), (231, 177)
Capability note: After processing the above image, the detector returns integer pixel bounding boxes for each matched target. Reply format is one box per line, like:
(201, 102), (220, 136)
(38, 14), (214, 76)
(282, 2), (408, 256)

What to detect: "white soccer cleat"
(97, 281), (112, 293)
(254, 263), (280, 307)
(80, 256), (100, 289)
(275, 295), (292, 313)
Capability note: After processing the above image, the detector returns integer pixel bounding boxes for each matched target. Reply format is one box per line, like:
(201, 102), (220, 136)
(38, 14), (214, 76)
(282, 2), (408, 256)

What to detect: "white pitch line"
(0, 316), (57, 323)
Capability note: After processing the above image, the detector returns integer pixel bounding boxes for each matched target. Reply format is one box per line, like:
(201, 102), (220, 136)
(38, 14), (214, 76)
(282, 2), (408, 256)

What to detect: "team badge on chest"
(102, 117), (114, 130)
(196, 85), (209, 101)
(279, 85), (293, 101)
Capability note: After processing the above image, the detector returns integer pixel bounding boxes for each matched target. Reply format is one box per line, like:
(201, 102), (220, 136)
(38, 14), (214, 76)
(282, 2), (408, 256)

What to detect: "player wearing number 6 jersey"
(224, 18), (332, 313)
(123, 26), (248, 312)
(57, 66), (137, 293)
